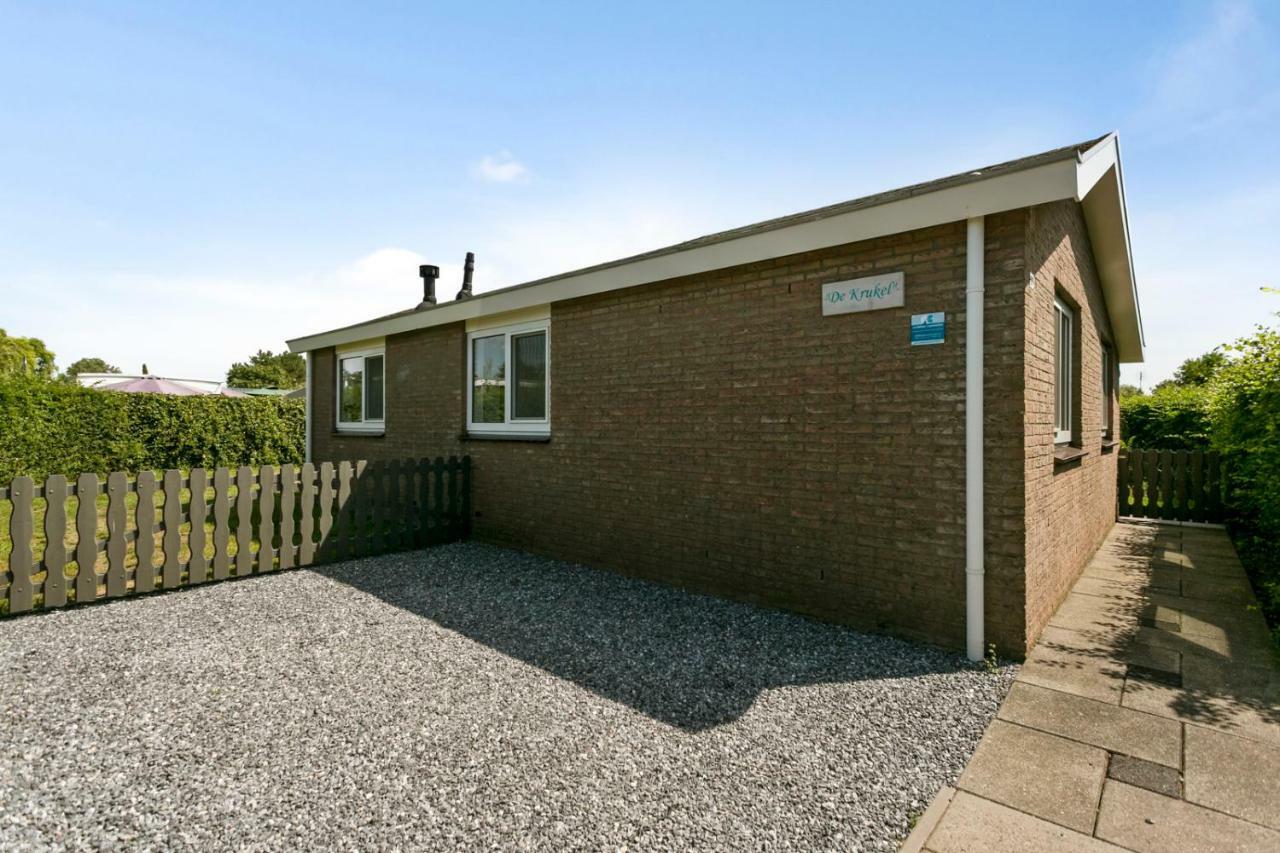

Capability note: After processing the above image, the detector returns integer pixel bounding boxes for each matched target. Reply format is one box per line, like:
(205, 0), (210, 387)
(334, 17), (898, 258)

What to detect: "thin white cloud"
(473, 151), (530, 183)
(1136, 0), (1279, 134)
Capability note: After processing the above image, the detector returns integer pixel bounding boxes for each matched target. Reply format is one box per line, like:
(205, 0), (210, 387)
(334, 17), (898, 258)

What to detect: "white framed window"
(336, 346), (385, 432)
(466, 320), (549, 435)
(1101, 345), (1114, 439)
(1053, 296), (1074, 445)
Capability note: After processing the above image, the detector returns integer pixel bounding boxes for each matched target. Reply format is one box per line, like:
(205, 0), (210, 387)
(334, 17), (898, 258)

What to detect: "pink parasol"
(98, 377), (206, 396)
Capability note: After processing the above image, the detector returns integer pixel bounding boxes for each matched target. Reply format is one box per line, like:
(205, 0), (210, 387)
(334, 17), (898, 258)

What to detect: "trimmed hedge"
(0, 378), (303, 482)
(1119, 384), (1211, 450)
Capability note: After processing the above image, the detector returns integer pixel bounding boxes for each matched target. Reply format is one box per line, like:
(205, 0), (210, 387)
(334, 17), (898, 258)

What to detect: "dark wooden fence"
(1117, 448), (1223, 523)
(1, 456), (470, 616)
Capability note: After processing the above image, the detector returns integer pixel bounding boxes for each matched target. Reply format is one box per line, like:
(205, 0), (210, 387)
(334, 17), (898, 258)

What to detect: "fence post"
(318, 462), (335, 561)
(43, 474), (68, 608)
(135, 472), (157, 592)
(461, 456), (472, 537)
(189, 468), (208, 584)
(8, 477), (34, 613)
(235, 466), (254, 577)
(279, 464), (296, 571)
(75, 473), (98, 604)
(212, 468), (231, 580)
(162, 470), (183, 588)
(299, 462), (316, 566)
(106, 472), (128, 598)
(432, 457), (445, 543)
(257, 465), (275, 572)
(446, 456), (459, 539)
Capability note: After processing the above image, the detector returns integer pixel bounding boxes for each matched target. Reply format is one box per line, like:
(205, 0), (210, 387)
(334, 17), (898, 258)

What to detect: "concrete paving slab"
(998, 682), (1182, 767)
(922, 791), (1127, 853)
(1107, 754), (1182, 798)
(1072, 575), (1146, 602)
(1181, 653), (1279, 700)
(904, 523), (1280, 853)
(957, 719), (1107, 834)
(1021, 645), (1125, 704)
(1184, 724), (1280, 830)
(1096, 780), (1280, 853)
(1122, 677), (1280, 747)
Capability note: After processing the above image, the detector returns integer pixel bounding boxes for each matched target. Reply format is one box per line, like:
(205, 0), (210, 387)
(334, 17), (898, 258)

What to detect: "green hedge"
(0, 378), (304, 482)
(1119, 384), (1211, 450)
(1207, 326), (1280, 641)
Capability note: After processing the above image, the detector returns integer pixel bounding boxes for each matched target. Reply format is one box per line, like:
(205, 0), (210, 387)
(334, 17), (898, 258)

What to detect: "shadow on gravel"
(312, 543), (978, 731)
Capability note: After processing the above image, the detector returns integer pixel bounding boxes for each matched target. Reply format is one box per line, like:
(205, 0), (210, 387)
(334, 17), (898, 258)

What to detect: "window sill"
(334, 428), (385, 438)
(1054, 445), (1088, 467)
(460, 431), (550, 443)
(1101, 438), (1119, 454)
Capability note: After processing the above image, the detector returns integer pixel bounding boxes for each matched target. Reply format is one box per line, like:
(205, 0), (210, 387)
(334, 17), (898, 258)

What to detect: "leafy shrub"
(1119, 384), (1211, 450)
(1207, 325), (1280, 638)
(0, 377), (303, 482)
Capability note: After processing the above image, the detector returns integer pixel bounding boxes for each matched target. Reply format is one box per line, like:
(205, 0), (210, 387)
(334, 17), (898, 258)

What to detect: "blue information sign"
(911, 312), (945, 346)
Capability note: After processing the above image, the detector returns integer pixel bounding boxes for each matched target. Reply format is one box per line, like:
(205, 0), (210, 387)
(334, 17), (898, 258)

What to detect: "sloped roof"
(289, 134), (1143, 361)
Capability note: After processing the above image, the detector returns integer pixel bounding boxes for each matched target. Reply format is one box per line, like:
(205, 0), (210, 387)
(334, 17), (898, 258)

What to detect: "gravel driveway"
(1, 542), (1014, 851)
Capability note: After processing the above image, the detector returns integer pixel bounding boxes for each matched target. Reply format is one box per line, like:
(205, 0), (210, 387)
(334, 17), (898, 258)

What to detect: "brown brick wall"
(1022, 200), (1119, 649)
(309, 210), (1078, 654)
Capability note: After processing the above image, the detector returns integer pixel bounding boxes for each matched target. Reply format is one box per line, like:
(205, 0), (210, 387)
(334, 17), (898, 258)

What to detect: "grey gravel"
(0, 542), (1015, 852)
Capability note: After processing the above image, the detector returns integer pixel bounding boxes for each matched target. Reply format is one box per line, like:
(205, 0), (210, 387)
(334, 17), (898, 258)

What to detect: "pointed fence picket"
(1117, 448), (1225, 523)
(0, 456), (470, 616)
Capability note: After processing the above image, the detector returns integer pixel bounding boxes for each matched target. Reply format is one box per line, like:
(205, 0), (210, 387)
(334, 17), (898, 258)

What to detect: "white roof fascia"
(287, 158), (1080, 353)
(1074, 134), (1145, 362)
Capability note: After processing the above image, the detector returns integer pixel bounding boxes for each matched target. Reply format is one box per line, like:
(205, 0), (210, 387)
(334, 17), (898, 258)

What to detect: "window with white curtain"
(467, 321), (549, 434)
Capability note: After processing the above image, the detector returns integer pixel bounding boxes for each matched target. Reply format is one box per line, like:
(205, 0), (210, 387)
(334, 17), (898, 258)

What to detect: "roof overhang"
(1074, 135), (1145, 362)
(289, 135), (1143, 361)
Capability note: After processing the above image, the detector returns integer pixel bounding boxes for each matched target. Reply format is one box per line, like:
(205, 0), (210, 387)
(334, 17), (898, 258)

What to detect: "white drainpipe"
(965, 216), (985, 661)
(304, 351), (313, 463)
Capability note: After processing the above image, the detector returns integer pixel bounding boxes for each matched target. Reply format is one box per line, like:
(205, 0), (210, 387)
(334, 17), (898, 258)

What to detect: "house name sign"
(821, 271), (904, 316)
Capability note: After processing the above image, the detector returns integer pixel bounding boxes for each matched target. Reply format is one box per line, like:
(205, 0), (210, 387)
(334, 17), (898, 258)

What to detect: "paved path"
(903, 520), (1280, 852)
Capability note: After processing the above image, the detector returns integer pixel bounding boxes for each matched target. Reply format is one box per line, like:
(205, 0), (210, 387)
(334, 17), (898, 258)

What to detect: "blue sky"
(2, 1), (1278, 385)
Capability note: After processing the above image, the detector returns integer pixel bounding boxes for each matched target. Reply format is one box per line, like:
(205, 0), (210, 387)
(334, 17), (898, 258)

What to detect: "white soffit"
(1076, 134), (1145, 363)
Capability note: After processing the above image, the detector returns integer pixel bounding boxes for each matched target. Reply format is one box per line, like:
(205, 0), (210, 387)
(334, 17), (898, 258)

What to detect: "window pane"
(365, 355), (384, 420)
(1054, 305), (1071, 437)
(472, 335), (505, 423)
(340, 357), (363, 423)
(511, 331), (546, 420)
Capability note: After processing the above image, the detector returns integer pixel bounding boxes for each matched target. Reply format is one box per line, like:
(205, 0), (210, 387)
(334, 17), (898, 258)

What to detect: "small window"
(1054, 297), (1074, 445)
(467, 321), (549, 434)
(1101, 346), (1113, 439)
(337, 348), (385, 432)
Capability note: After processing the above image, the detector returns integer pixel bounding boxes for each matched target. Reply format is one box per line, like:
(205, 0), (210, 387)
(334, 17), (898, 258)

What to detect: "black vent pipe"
(417, 264), (440, 308)
(456, 252), (474, 300)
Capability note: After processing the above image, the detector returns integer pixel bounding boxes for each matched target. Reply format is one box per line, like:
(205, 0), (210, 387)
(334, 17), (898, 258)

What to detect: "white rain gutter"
(304, 352), (313, 462)
(965, 216), (985, 662)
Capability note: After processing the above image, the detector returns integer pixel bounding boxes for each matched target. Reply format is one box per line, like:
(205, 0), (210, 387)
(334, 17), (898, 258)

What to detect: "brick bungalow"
(287, 133), (1143, 659)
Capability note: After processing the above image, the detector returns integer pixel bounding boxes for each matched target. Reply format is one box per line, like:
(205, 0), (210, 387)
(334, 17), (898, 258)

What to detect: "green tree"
(1119, 383), (1143, 400)
(226, 349), (305, 389)
(0, 329), (56, 379)
(1171, 350), (1227, 387)
(61, 357), (121, 382)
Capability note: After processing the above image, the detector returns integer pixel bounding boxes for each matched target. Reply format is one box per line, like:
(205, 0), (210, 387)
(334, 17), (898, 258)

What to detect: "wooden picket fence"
(1, 456), (470, 616)
(1117, 448), (1223, 523)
